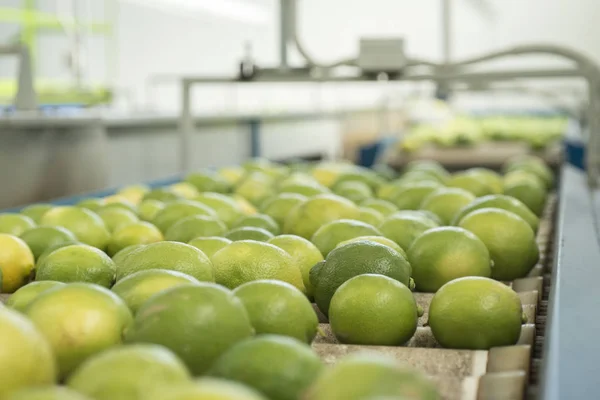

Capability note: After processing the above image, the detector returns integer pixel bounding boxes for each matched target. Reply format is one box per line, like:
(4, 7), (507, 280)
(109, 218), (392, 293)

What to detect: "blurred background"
(0, 0), (593, 208)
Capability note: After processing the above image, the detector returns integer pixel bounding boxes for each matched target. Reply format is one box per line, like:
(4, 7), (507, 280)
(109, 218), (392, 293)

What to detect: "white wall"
(3, 0), (599, 112)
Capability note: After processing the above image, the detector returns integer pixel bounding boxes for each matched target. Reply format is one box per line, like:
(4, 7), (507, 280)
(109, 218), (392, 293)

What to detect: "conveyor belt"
(309, 195), (557, 400)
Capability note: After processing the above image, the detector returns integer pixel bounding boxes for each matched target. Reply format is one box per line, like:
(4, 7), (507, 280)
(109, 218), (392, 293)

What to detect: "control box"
(357, 38), (407, 74)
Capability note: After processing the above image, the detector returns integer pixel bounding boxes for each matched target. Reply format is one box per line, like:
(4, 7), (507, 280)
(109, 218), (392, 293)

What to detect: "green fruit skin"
(0, 308), (57, 397)
(19, 226), (77, 260)
(111, 269), (201, 314)
(306, 353), (440, 400)
(152, 201), (216, 233)
(115, 241), (214, 283)
(313, 242), (411, 316)
(407, 227), (492, 293)
(5, 281), (66, 313)
(234, 280), (318, 343)
(209, 335), (323, 400)
(429, 277), (523, 349)
(187, 237), (232, 259)
(420, 189), (475, 225)
(268, 235), (324, 299)
(233, 215), (280, 235)
(125, 283), (254, 376)
(329, 274), (418, 345)
(25, 283), (133, 379)
(379, 215), (439, 251)
(225, 227), (275, 242)
(67, 344), (191, 400)
(458, 208), (539, 281)
(165, 215), (227, 243)
(36, 245), (116, 288)
(0, 214), (36, 236)
(20, 204), (53, 224)
(503, 181), (547, 217)
(452, 194), (540, 231)
(4, 387), (90, 400)
(310, 219), (382, 257)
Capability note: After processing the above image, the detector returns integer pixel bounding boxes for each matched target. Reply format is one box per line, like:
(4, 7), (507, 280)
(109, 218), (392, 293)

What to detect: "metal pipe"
(441, 0), (451, 64)
(279, 0), (290, 69)
(179, 80), (193, 172)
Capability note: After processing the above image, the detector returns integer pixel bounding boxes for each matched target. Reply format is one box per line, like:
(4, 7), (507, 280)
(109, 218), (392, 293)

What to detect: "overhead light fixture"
(121, 0), (270, 25)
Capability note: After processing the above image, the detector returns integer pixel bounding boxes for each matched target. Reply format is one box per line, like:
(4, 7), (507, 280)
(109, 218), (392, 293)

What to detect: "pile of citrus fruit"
(0, 155), (553, 399)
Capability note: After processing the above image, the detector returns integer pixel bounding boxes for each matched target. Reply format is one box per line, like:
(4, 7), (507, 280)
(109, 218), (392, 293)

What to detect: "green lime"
(187, 237), (232, 258)
(234, 280), (318, 343)
(169, 182), (200, 199)
(310, 219), (382, 257)
(333, 181), (373, 203)
(218, 165), (247, 185)
(19, 226), (77, 260)
(99, 201), (138, 215)
(260, 193), (308, 227)
(20, 204), (53, 224)
(212, 241), (305, 293)
(111, 244), (144, 266)
(233, 214), (280, 235)
(429, 277), (523, 349)
(115, 241), (214, 282)
(465, 168), (503, 194)
(306, 353), (439, 400)
(503, 171), (547, 216)
(36, 240), (81, 269)
(267, 235), (323, 298)
(0, 214), (36, 236)
(453, 194), (540, 231)
(25, 283), (132, 378)
(283, 194), (360, 239)
(379, 212), (439, 251)
(458, 208), (539, 280)
(420, 188), (476, 225)
(67, 344), (190, 400)
(112, 269), (200, 313)
(138, 200), (165, 222)
(0, 308), (57, 397)
(312, 241), (411, 316)
(194, 193), (245, 227)
(41, 206), (110, 250)
(107, 222), (164, 257)
(152, 200), (216, 233)
(331, 168), (384, 190)
(329, 274), (417, 345)
(150, 378), (267, 400)
(4, 387), (90, 400)
(185, 170), (232, 193)
(356, 207), (384, 226)
(407, 227), (492, 292)
(76, 198), (106, 212)
(360, 199), (398, 217)
(446, 172), (495, 196)
(504, 156), (553, 188)
(235, 172), (276, 206)
(6, 281), (65, 313)
(125, 283), (253, 375)
(142, 188), (181, 203)
(97, 208), (139, 233)
(389, 182), (442, 210)
(279, 181), (330, 197)
(336, 237), (406, 259)
(36, 244), (116, 287)
(209, 335), (323, 400)
(165, 215), (227, 243)
(225, 227), (274, 242)
(404, 160), (449, 182)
